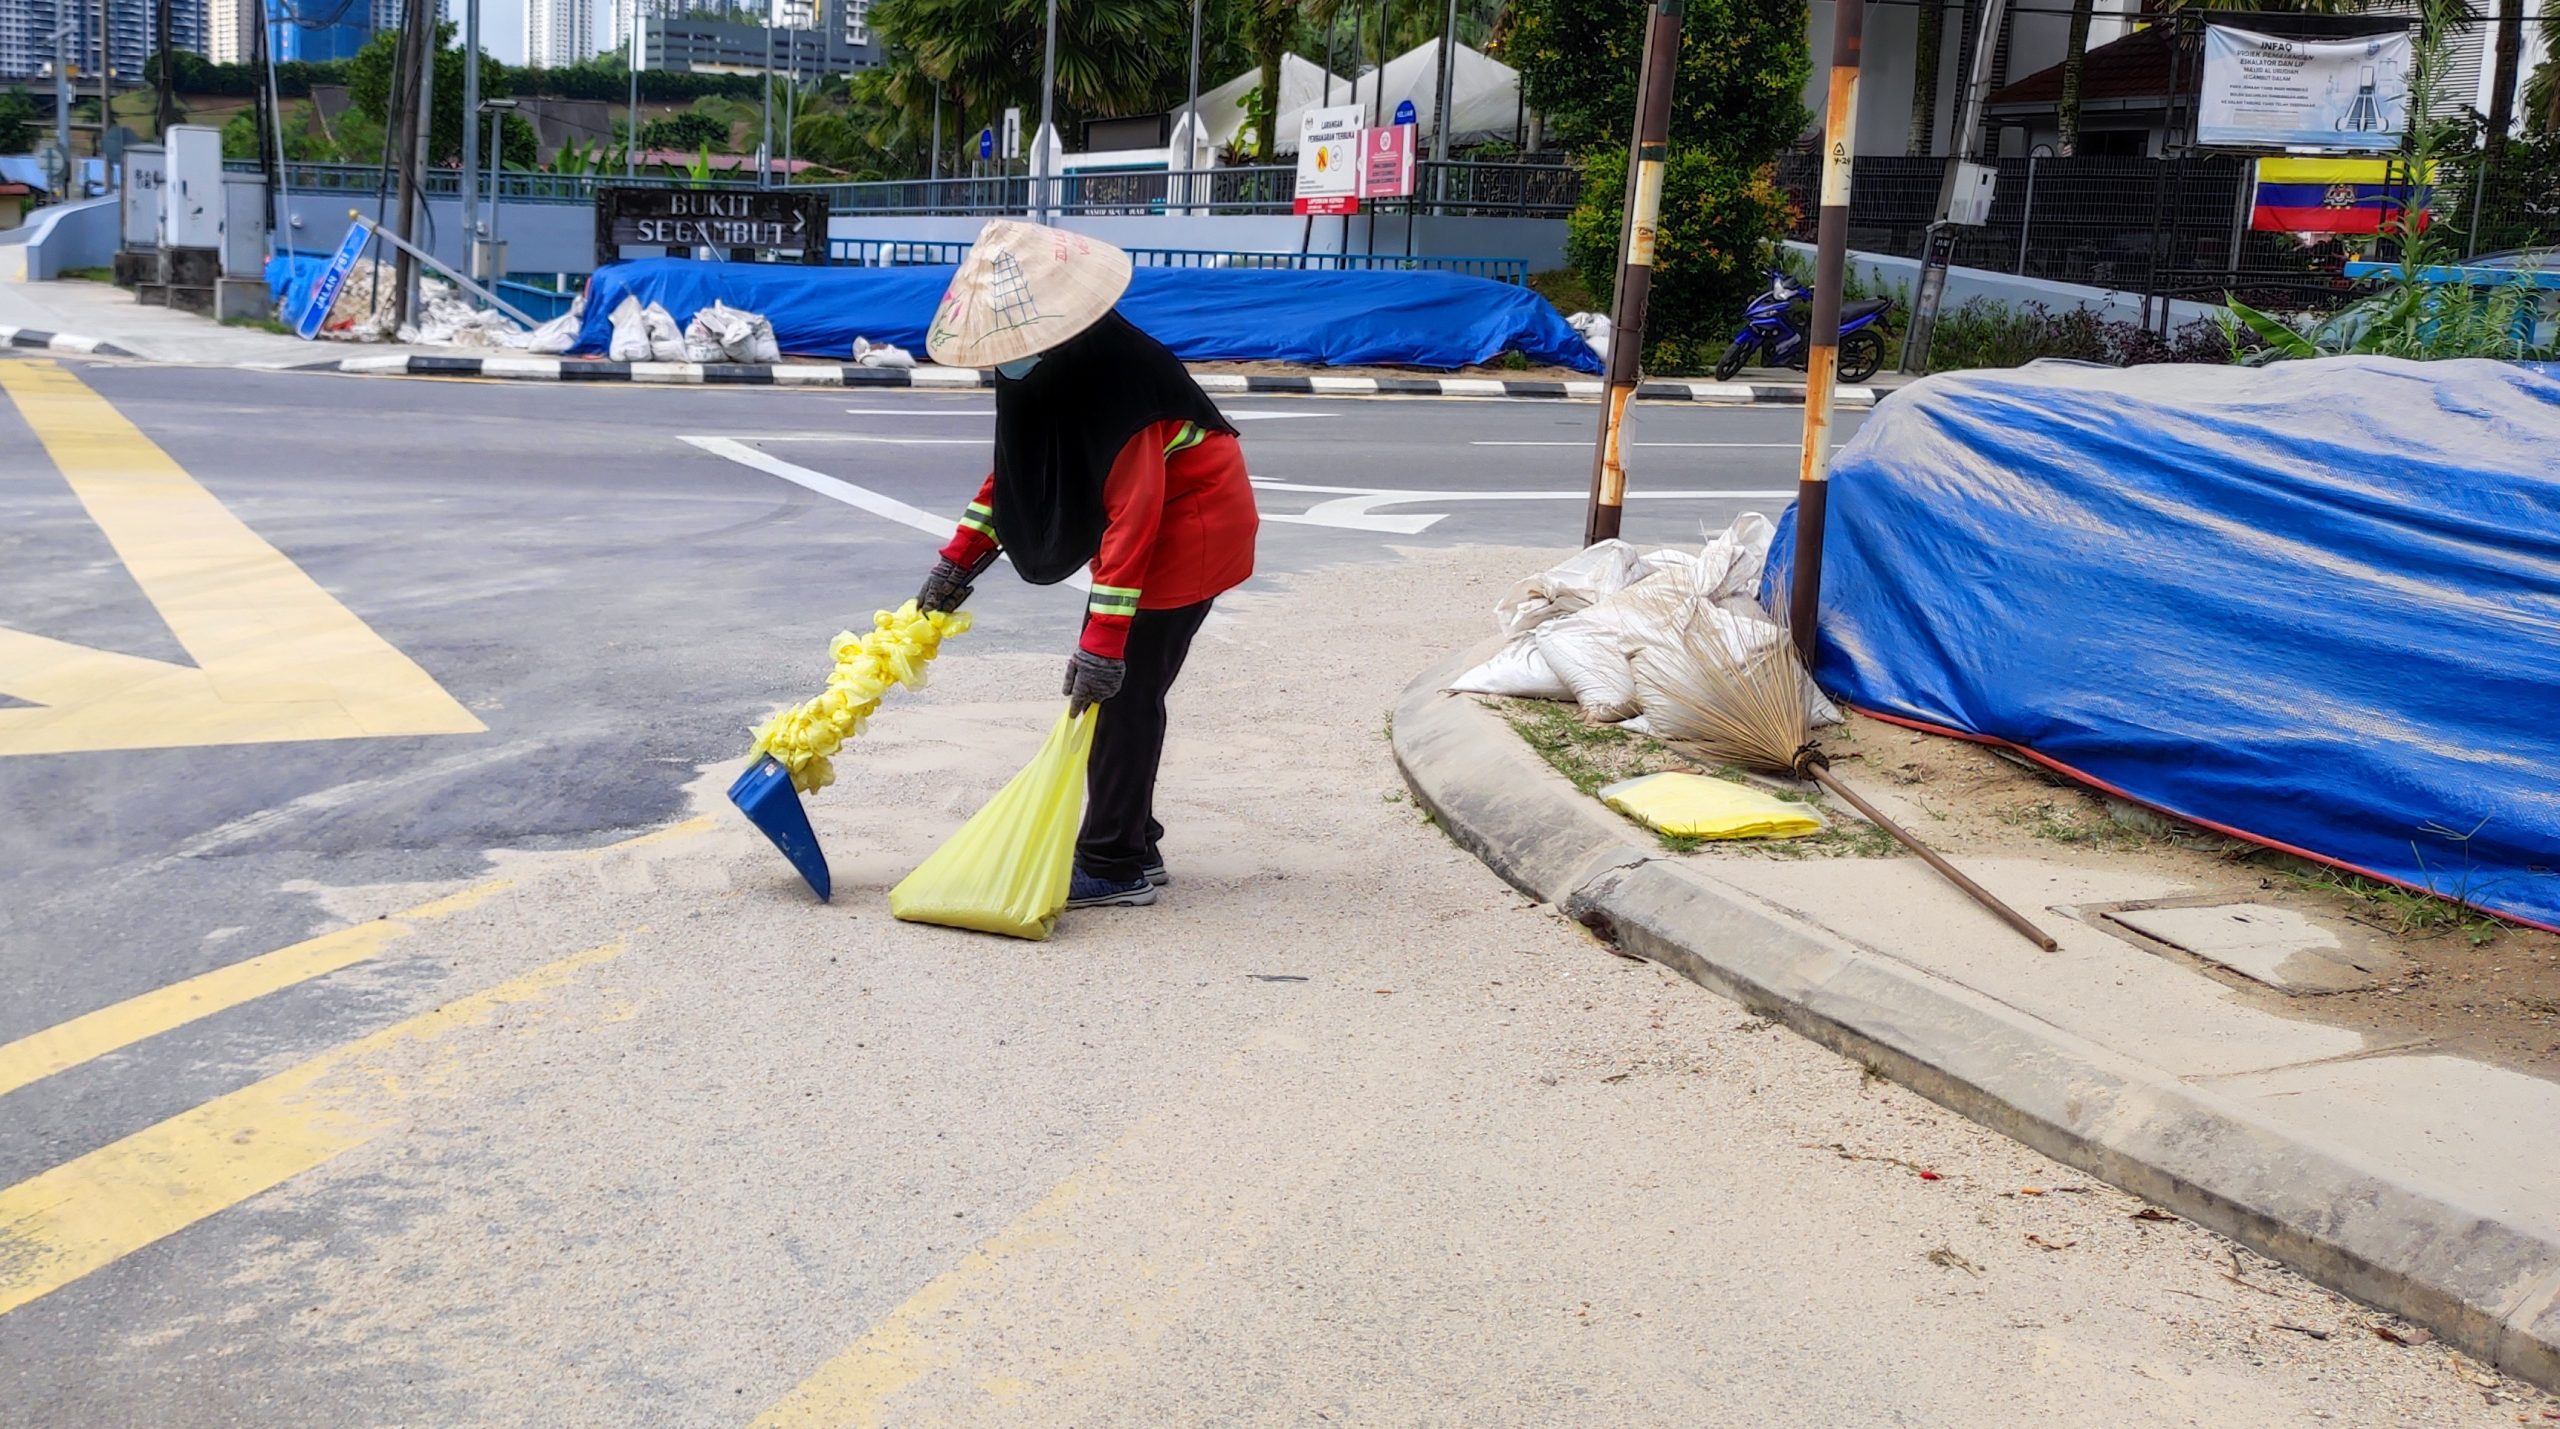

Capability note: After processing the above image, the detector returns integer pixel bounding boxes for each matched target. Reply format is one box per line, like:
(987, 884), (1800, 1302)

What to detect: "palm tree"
(2057, 0), (2095, 156)
(1909, 0), (1946, 155)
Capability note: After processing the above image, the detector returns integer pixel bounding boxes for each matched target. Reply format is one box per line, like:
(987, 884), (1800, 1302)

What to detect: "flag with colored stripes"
(2251, 157), (2434, 236)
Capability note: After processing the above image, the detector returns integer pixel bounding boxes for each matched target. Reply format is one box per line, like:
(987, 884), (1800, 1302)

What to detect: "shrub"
(1568, 146), (1794, 370)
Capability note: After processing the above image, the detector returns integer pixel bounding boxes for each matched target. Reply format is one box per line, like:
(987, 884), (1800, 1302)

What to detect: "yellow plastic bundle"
(890, 707), (1096, 940)
(749, 601), (971, 794)
(1599, 772), (1826, 840)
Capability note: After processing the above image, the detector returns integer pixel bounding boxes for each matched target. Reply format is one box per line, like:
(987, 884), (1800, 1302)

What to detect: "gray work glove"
(915, 558), (975, 615)
(1063, 649), (1126, 715)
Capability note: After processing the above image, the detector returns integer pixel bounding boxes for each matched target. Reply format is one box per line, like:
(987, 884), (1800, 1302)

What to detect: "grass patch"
(1999, 795), (2169, 853)
(58, 266), (115, 283)
(2281, 863), (2512, 947)
(222, 314), (294, 335)
(1497, 698), (1684, 797)
(1497, 699), (1903, 858)
(1524, 267), (1601, 316)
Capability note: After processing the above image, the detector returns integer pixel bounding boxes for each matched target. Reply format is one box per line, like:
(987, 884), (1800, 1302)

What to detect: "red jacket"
(939, 420), (1258, 659)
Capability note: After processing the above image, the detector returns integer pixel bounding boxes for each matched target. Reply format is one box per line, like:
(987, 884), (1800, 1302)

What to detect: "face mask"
(996, 353), (1042, 379)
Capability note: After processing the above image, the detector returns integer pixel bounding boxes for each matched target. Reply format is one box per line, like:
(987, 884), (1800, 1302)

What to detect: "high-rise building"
(0, 0), (205, 88)
(637, 0), (872, 75)
(525, 0), (590, 67)
(267, 0), (375, 63)
(206, 0), (256, 62)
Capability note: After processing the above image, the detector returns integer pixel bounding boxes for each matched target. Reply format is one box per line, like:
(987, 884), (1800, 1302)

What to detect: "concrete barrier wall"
(0, 198), (124, 283)
(1784, 240), (2223, 330)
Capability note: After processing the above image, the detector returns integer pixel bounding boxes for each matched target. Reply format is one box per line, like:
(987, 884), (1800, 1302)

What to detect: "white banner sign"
(1294, 104), (1364, 214)
(2199, 26), (2411, 152)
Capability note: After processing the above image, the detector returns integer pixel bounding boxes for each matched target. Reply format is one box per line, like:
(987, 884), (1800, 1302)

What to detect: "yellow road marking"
(0, 814), (717, 1101)
(750, 1030), (1333, 1427)
(0, 360), (484, 755)
(751, 1140), (1132, 1428)
(0, 939), (627, 1319)
(0, 878), (514, 1100)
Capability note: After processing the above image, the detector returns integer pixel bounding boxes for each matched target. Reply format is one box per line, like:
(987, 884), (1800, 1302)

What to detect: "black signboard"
(595, 186), (830, 266)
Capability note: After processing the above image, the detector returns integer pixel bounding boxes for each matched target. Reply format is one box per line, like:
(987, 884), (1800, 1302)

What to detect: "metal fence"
(1773, 154), (2373, 313)
(827, 237), (1529, 283)
(236, 158), (1579, 220)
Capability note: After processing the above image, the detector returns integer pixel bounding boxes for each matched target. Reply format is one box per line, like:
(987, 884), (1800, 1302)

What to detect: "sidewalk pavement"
(1393, 642), (2560, 1395)
(0, 278), (446, 367)
(0, 277), (1915, 405)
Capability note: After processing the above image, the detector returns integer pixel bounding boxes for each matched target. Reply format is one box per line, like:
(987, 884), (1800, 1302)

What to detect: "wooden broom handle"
(1804, 764), (2060, 952)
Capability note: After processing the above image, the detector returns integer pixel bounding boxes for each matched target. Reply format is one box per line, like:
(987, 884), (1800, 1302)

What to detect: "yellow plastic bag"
(1599, 772), (1826, 841)
(889, 706), (1097, 940)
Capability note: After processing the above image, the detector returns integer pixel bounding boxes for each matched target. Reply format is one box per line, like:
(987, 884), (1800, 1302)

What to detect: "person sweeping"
(913, 221), (1258, 911)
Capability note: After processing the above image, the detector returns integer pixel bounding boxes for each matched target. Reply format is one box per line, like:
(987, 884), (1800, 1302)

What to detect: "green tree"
(873, 0), (1197, 140)
(640, 111), (733, 150)
(346, 22), (519, 166)
(0, 87), (37, 154)
(1512, 0), (1809, 365)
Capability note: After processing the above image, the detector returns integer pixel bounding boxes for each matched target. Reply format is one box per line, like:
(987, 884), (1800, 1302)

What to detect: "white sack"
(1494, 539), (1657, 637)
(853, 336), (917, 368)
(1445, 635), (1571, 701)
(607, 296), (653, 362)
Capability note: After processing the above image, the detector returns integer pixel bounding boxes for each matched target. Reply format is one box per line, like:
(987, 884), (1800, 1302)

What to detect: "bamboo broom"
(1637, 597), (2059, 952)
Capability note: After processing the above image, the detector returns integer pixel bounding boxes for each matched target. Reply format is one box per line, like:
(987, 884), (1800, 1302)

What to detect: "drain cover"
(2103, 902), (2407, 994)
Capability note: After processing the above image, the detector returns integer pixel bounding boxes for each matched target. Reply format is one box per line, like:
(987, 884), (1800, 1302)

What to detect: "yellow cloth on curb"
(1600, 772), (1825, 841)
(749, 602), (971, 795)
(890, 706), (1097, 941)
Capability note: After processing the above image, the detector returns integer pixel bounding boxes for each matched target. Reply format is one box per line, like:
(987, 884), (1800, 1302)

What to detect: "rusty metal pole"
(1582, 0), (1682, 546)
(1789, 0), (1863, 663)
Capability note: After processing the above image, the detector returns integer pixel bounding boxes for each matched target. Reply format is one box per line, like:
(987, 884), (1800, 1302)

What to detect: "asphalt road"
(0, 356), (1850, 1074)
(12, 357), (2528, 1426)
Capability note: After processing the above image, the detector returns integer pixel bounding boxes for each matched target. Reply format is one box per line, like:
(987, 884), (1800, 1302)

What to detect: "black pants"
(1078, 599), (1213, 882)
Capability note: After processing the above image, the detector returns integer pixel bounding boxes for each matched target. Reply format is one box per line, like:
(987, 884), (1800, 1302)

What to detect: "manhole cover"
(2102, 902), (2407, 994)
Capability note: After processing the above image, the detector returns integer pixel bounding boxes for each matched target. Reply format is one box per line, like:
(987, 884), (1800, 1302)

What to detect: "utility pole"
(1788, 0), (1864, 662)
(1899, 0), (2008, 372)
(760, 15), (772, 188)
(1034, 0), (1056, 221)
(462, 0), (480, 282)
(1581, 0), (1681, 547)
(99, 0), (112, 172)
(1432, 0), (1457, 209)
(389, 0), (437, 327)
(625, 0), (641, 177)
(929, 82), (941, 183)
(53, 0), (72, 182)
(153, 0), (174, 137)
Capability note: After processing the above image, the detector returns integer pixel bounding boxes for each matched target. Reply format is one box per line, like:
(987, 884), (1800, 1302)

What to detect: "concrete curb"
(0, 325), (136, 359)
(1391, 647), (2560, 1394)
(308, 354), (1883, 406)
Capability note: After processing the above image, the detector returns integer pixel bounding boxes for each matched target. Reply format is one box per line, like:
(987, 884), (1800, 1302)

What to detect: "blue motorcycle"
(1712, 271), (1894, 384)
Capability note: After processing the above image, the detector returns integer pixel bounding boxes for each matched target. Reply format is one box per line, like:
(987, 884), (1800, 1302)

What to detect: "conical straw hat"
(925, 220), (1135, 368)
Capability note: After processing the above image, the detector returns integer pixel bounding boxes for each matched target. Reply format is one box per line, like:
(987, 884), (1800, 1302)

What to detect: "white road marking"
(679, 435), (1091, 592)
(1248, 479), (1795, 534)
(748, 435), (985, 444)
(834, 408), (1328, 421)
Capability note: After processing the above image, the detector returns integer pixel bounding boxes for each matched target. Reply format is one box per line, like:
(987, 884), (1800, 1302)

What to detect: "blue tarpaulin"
(1767, 357), (2560, 930)
(572, 259), (1602, 372)
(266, 251), (329, 321)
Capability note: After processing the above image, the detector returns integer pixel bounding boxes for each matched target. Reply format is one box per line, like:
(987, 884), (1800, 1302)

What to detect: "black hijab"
(990, 310), (1234, 585)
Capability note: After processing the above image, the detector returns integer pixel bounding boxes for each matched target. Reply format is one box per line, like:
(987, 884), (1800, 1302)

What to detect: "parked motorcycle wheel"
(1838, 329), (1886, 384)
(1712, 340), (1751, 383)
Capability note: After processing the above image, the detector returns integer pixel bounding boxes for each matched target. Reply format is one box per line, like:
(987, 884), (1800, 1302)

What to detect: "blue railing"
(496, 278), (580, 321)
(827, 238), (1527, 285)
(236, 158), (1578, 219)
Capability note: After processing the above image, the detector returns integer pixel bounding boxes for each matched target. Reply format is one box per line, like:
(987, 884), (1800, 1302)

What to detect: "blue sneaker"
(1067, 870), (1159, 908)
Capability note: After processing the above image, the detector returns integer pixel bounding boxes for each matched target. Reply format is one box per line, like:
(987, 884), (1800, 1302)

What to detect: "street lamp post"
(479, 98), (518, 288)
(462, 0), (481, 282)
(1034, 0), (1058, 221)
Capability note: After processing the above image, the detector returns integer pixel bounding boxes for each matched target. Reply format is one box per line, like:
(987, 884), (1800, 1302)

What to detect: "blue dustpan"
(728, 756), (831, 901)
